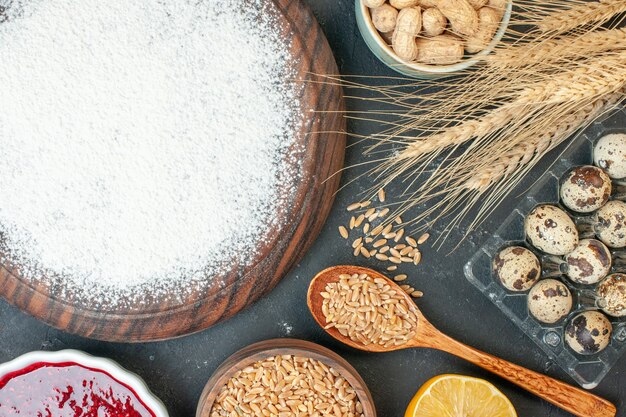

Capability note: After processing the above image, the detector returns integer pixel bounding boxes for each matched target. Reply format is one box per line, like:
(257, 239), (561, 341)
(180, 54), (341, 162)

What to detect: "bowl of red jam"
(0, 349), (168, 417)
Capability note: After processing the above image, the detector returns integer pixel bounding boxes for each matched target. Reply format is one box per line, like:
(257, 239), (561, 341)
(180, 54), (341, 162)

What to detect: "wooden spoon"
(307, 266), (616, 417)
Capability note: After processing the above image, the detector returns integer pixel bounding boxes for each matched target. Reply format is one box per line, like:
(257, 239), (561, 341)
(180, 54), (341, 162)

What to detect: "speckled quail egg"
(564, 239), (612, 285)
(492, 246), (541, 291)
(597, 273), (626, 317)
(594, 133), (626, 180)
(560, 166), (611, 213)
(525, 205), (579, 255)
(565, 311), (612, 355)
(527, 279), (573, 324)
(595, 200), (626, 248)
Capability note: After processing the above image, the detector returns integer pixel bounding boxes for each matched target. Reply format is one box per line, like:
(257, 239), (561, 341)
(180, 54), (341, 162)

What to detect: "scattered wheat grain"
(355, 214), (365, 227)
(378, 188), (386, 202)
(371, 225), (384, 236)
(373, 239), (387, 248)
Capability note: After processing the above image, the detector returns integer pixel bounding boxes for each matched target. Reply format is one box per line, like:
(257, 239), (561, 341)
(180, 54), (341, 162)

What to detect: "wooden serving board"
(0, 0), (345, 342)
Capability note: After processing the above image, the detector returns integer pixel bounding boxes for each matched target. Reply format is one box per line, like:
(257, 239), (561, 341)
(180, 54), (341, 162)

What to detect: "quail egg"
(527, 279), (573, 324)
(563, 239), (612, 285)
(565, 311), (612, 355)
(595, 200), (626, 248)
(597, 273), (626, 317)
(492, 246), (541, 291)
(560, 166), (611, 213)
(525, 205), (579, 255)
(594, 133), (626, 180)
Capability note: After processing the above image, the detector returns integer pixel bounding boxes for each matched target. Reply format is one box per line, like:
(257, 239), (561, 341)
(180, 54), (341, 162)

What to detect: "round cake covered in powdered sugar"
(0, 0), (304, 308)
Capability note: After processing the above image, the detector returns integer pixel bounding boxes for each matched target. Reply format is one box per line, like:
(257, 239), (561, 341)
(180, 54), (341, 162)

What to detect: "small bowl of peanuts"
(196, 338), (376, 417)
(355, 0), (511, 77)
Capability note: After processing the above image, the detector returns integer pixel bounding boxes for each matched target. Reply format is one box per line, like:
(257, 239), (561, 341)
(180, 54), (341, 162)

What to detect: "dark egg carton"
(465, 106), (626, 389)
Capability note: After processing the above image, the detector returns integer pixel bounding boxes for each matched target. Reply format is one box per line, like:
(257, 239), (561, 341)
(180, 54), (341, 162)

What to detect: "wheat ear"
(537, 0), (626, 33)
(396, 52), (626, 159)
(465, 88), (626, 191)
(488, 28), (626, 68)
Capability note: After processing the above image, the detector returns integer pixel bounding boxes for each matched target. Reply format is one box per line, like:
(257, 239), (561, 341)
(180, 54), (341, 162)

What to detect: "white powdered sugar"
(0, 0), (303, 308)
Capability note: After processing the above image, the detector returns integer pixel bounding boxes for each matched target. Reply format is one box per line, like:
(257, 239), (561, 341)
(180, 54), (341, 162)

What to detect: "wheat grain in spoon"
(307, 265), (616, 417)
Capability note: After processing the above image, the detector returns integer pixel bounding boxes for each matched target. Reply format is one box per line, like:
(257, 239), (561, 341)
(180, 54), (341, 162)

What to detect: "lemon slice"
(405, 374), (517, 417)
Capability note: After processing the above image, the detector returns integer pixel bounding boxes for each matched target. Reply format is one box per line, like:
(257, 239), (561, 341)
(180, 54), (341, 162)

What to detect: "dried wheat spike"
(488, 28), (626, 68)
(537, 0), (626, 33)
(398, 51), (626, 160)
(465, 87), (626, 191)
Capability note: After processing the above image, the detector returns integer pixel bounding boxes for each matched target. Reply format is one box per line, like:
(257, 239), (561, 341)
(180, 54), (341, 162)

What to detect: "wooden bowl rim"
(195, 338), (377, 417)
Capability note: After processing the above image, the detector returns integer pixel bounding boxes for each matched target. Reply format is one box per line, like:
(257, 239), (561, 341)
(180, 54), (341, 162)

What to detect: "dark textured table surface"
(0, 1), (624, 416)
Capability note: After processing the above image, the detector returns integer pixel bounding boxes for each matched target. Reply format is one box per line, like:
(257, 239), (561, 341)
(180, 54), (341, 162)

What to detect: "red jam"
(0, 361), (157, 417)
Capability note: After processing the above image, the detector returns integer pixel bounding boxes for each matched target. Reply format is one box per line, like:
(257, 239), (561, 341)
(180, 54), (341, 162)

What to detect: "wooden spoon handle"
(429, 332), (616, 417)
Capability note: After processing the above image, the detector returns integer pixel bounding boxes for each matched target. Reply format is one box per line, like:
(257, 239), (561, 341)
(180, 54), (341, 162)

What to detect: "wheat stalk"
(488, 28), (626, 68)
(537, 0), (626, 33)
(395, 105), (519, 159)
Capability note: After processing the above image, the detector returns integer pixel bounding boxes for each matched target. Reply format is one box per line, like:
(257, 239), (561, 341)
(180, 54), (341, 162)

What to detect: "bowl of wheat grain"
(196, 339), (376, 417)
(356, 0), (512, 77)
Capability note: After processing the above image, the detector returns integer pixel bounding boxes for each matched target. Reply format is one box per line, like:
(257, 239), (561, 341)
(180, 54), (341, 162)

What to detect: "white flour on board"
(0, 0), (303, 308)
